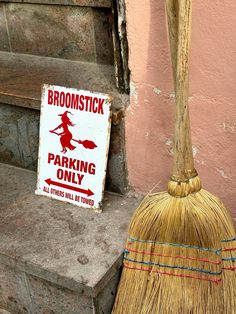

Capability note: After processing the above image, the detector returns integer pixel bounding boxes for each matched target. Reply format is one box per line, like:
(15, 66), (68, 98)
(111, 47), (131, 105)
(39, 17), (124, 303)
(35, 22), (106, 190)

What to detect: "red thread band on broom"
(222, 247), (236, 252)
(123, 264), (222, 284)
(125, 247), (221, 265)
(222, 267), (236, 271)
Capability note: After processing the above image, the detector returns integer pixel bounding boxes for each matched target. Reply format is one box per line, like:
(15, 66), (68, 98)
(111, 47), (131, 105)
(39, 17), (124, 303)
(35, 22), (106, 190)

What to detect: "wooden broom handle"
(166, 0), (179, 91)
(166, 0), (197, 182)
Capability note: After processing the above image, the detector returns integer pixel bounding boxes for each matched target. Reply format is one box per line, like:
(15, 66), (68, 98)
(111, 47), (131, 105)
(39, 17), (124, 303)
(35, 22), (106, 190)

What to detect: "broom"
(112, 0), (236, 313)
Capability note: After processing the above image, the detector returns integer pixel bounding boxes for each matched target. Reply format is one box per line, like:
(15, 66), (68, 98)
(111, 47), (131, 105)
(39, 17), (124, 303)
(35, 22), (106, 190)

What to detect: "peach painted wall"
(125, 0), (236, 212)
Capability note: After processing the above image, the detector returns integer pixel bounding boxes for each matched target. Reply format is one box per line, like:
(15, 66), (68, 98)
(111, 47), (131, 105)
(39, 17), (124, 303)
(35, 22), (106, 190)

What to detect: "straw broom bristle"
(112, 0), (236, 310)
(112, 176), (236, 313)
(222, 236), (236, 313)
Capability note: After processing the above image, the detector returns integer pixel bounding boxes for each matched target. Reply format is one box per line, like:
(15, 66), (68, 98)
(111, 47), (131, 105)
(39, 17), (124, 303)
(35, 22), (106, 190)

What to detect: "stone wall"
(0, 262), (120, 313)
(0, 2), (113, 64)
(0, 0), (129, 194)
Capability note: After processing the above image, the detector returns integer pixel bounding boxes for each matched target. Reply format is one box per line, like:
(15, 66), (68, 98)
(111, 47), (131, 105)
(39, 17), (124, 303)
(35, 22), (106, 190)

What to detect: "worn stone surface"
(0, 261), (119, 313)
(93, 271), (120, 314)
(0, 52), (128, 111)
(93, 8), (114, 65)
(0, 103), (39, 170)
(0, 263), (31, 313)
(4, 3), (113, 64)
(5, 4), (96, 62)
(0, 4), (10, 52)
(2, 0), (111, 7)
(0, 163), (141, 297)
(0, 310), (12, 314)
(27, 275), (93, 313)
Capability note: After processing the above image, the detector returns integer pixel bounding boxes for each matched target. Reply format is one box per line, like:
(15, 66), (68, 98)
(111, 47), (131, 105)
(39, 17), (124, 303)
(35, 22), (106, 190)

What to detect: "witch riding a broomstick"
(50, 111), (97, 153)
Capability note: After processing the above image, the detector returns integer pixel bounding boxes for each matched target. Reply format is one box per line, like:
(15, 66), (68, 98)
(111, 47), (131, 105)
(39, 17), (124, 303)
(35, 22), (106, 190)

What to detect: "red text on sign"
(48, 153), (96, 175)
(48, 89), (105, 115)
(57, 168), (84, 185)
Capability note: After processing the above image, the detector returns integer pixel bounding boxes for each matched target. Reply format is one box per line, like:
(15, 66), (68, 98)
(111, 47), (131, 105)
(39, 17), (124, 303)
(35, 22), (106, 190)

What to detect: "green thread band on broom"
(221, 236), (236, 243)
(123, 257), (222, 276)
(128, 237), (222, 255)
(123, 264), (222, 284)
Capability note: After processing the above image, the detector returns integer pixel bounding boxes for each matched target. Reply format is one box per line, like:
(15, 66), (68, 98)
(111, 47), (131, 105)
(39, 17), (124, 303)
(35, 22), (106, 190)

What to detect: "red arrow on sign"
(45, 178), (94, 197)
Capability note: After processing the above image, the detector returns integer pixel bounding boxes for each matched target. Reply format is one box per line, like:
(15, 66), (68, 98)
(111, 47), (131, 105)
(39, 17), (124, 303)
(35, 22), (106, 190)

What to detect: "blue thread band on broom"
(123, 263), (222, 284)
(123, 257), (222, 276)
(221, 237), (236, 243)
(124, 248), (222, 265)
(221, 235), (236, 278)
(128, 237), (222, 255)
(125, 246), (236, 264)
(222, 257), (236, 262)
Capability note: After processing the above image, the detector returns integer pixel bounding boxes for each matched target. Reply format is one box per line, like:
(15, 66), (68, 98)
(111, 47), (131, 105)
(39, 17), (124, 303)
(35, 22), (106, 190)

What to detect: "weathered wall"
(125, 0), (236, 211)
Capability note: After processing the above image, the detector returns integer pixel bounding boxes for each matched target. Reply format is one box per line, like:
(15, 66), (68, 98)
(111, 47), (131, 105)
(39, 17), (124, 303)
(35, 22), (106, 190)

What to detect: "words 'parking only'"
(36, 84), (112, 210)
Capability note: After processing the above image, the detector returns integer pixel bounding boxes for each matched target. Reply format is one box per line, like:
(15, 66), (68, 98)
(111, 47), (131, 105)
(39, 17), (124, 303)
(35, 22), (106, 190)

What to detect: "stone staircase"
(0, 1), (137, 313)
(0, 164), (140, 314)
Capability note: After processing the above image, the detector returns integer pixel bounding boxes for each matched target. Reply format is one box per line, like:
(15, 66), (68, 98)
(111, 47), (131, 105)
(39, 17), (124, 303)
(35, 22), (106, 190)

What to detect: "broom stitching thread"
(123, 257), (222, 275)
(222, 257), (236, 261)
(128, 238), (221, 254)
(221, 237), (236, 243)
(125, 248), (235, 264)
(170, 173), (198, 183)
(222, 247), (236, 252)
(222, 267), (236, 271)
(123, 264), (222, 284)
(124, 248), (221, 265)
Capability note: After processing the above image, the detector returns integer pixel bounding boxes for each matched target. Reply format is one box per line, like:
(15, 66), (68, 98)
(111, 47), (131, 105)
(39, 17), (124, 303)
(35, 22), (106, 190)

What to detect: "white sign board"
(36, 84), (112, 210)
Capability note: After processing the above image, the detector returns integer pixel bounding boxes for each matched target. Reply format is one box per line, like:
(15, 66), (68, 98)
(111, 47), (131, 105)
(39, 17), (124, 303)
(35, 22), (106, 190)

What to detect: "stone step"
(0, 51), (128, 193)
(0, 3), (113, 64)
(4, 0), (111, 7)
(0, 52), (128, 112)
(0, 163), (141, 313)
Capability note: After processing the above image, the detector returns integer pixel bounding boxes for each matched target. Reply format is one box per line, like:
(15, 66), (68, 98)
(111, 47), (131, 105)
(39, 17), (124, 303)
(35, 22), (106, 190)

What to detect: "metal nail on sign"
(35, 84), (112, 210)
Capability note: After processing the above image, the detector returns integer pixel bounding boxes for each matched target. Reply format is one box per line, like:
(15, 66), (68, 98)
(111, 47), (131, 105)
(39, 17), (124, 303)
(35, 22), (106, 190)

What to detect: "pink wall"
(125, 0), (236, 212)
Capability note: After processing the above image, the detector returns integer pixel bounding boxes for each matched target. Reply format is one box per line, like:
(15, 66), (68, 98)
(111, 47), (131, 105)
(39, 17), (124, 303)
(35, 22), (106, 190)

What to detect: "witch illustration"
(50, 111), (97, 153)
(50, 111), (76, 153)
